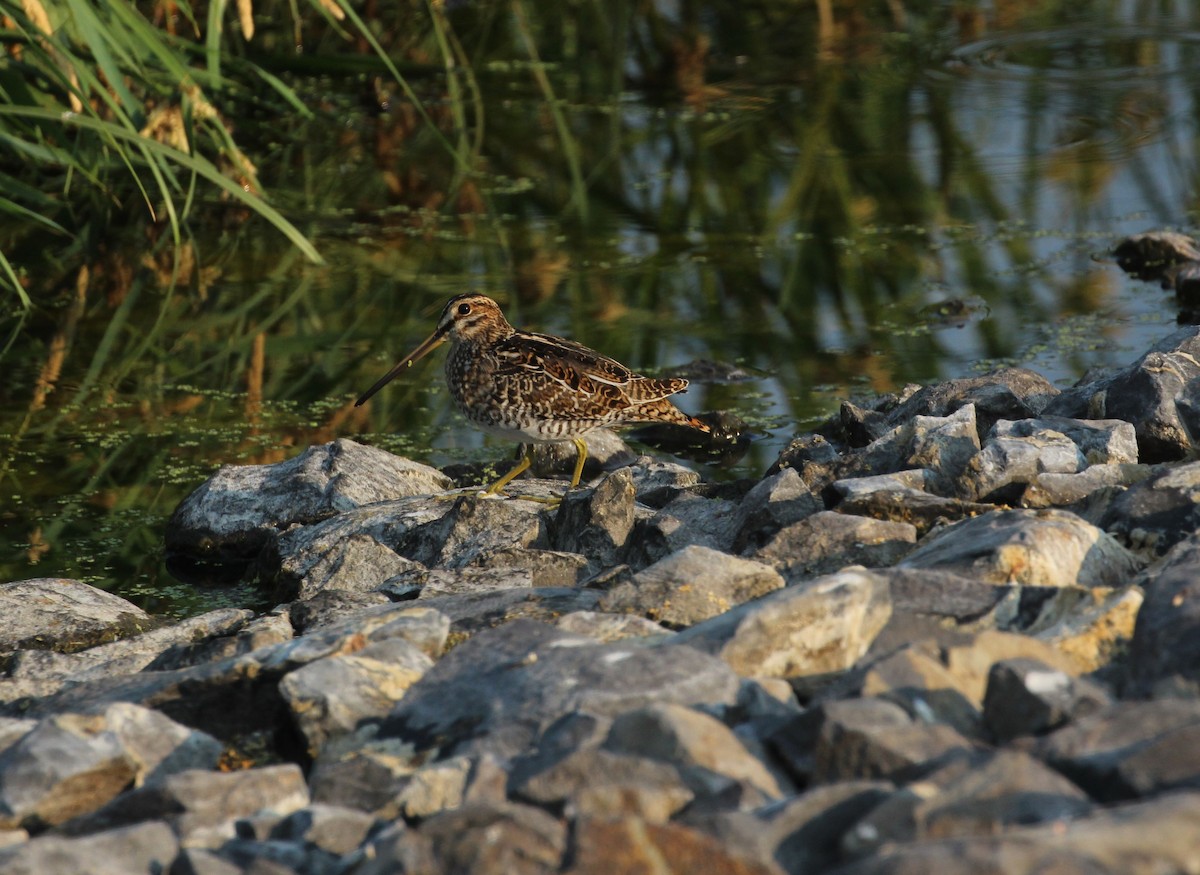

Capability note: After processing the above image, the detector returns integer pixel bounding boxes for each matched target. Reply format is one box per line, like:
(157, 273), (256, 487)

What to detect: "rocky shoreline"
(4, 327), (1200, 873)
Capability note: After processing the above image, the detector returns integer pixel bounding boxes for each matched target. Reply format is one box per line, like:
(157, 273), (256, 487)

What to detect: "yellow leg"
(569, 437), (588, 488)
(483, 446), (534, 496)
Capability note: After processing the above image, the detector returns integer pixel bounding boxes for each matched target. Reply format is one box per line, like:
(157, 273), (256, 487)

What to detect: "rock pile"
(5, 328), (1200, 872)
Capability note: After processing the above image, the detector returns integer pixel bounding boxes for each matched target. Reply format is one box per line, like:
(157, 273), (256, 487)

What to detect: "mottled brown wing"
(495, 330), (689, 395)
(494, 331), (634, 382)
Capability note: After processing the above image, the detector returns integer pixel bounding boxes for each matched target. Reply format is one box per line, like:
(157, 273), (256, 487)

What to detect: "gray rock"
(1, 608), (252, 686)
(995, 416), (1139, 464)
(415, 587), (602, 638)
(752, 512), (917, 583)
(598, 545), (784, 628)
(566, 815), (784, 875)
(881, 568), (1012, 625)
(166, 438), (451, 563)
(860, 644), (982, 738)
(808, 698), (976, 784)
(883, 369), (1059, 438)
(196, 837), (322, 874)
(604, 703), (787, 803)
(7, 604), (446, 742)
(1033, 699), (1200, 802)
(829, 790), (1200, 875)
(267, 498), (443, 600)
(269, 803), (376, 855)
(982, 658), (1111, 743)
(1130, 533), (1200, 690)
(357, 802), (565, 875)
(829, 470), (993, 534)
(683, 781), (891, 875)
(0, 579), (153, 654)
(377, 620), (741, 760)
(668, 568), (892, 679)
(468, 547), (590, 587)
(60, 764), (309, 846)
(732, 468), (823, 553)
(0, 713), (135, 830)
(626, 492), (741, 569)
(1112, 229), (1200, 280)
(406, 492), (552, 568)
(767, 433), (842, 490)
(906, 404), (985, 489)
(392, 754), (510, 820)
(141, 611), (293, 673)
(842, 750), (1090, 858)
(169, 847), (243, 875)
(0, 820), (177, 875)
(410, 566), (534, 597)
(963, 416), (1138, 502)
(279, 636), (434, 757)
(308, 736), (419, 814)
(511, 747), (693, 822)
(1044, 326), (1200, 462)
(899, 508), (1141, 590)
(940, 629), (1082, 704)
(554, 611), (674, 642)
(0, 703), (220, 831)
(811, 406), (982, 498)
(286, 592), (393, 634)
(965, 426), (1085, 501)
(1021, 462), (1151, 511)
(1099, 460), (1200, 555)
(627, 458), (702, 503)
(549, 468), (635, 569)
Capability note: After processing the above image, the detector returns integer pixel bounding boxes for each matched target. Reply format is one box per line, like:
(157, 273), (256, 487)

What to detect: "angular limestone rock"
(598, 545), (784, 628)
(166, 438), (452, 563)
(667, 568), (892, 679)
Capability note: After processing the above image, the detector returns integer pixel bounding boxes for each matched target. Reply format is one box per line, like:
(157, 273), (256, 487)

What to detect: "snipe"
(355, 293), (711, 497)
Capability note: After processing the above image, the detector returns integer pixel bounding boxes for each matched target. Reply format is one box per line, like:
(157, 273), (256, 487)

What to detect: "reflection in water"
(0, 2), (1197, 613)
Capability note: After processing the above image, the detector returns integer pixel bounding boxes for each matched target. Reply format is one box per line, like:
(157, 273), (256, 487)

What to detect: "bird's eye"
(457, 302), (471, 315)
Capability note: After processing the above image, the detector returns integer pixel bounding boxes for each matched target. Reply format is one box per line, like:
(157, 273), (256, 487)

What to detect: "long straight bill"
(354, 329), (448, 406)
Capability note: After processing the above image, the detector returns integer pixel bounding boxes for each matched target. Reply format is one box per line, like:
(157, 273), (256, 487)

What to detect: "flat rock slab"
(60, 764), (309, 846)
(566, 815), (784, 875)
(357, 801), (566, 875)
(377, 619), (742, 761)
(667, 568), (892, 679)
(598, 545), (784, 628)
(899, 508), (1141, 589)
(0, 579), (153, 654)
(843, 750), (1091, 855)
(1033, 699), (1200, 802)
(604, 703), (786, 801)
(830, 790), (1200, 875)
(511, 748), (694, 823)
(0, 821), (178, 875)
(752, 512), (918, 583)
(166, 438), (452, 563)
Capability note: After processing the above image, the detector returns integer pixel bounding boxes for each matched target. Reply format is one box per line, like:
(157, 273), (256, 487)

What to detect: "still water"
(2, 1), (1197, 615)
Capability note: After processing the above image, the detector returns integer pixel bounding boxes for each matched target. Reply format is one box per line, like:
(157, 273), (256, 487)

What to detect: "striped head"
(355, 293), (512, 406)
(435, 294), (514, 346)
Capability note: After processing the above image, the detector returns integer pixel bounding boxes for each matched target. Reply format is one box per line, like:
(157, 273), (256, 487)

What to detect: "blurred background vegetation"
(1, 0), (1196, 614)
